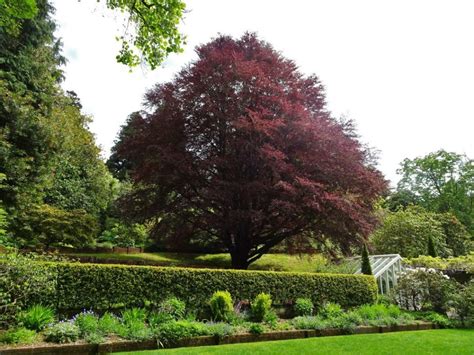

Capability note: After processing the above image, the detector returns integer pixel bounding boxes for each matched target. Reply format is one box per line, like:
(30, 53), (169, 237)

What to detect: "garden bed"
(0, 322), (436, 354)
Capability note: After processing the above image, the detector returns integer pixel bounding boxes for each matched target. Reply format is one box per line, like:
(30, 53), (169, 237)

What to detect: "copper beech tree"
(114, 33), (387, 269)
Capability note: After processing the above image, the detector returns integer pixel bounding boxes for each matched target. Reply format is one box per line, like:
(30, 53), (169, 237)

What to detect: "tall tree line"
(0, 0), (115, 247)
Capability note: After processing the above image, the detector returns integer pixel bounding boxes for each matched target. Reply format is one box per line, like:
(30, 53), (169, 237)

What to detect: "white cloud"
(52, 0), (474, 185)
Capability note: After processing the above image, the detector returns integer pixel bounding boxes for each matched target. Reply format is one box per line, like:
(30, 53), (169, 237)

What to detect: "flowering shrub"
(394, 267), (455, 313)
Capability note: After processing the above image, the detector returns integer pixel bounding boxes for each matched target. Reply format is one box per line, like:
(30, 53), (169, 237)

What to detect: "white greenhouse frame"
(352, 254), (403, 294)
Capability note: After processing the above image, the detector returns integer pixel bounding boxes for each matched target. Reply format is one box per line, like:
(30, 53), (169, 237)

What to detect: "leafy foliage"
(104, 0), (186, 69)
(0, 1), (114, 247)
(114, 33), (387, 269)
(452, 281), (474, 327)
(21, 204), (99, 247)
(74, 311), (100, 337)
(155, 320), (208, 345)
(406, 253), (474, 273)
(20, 304), (55, 331)
(0, 327), (36, 344)
(39, 262), (378, 313)
(372, 206), (449, 257)
(248, 322), (265, 335)
(0, 0), (38, 36)
(44, 321), (80, 343)
(294, 298), (314, 317)
(209, 291), (233, 322)
(393, 150), (474, 236)
(98, 218), (148, 247)
(159, 297), (186, 320)
(318, 302), (343, 320)
(0, 252), (57, 327)
(394, 268), (455, 313)
(251, 293), (272, 322)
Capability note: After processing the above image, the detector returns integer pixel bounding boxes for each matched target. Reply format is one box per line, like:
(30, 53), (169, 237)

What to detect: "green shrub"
(394, 268), (456, 313)
(209, 291), (234, 322)
(326, 313), (359, 333)
(155, 320), (209, 345)
(417, 312), (451, 328)
(263, 309), (278, 328)
(122, 307), (147, 325)
(294, 298), (314, 316)
(20, 304), (55, 331)
(452, 281), (474, 327)
(356, 304), (401, 321)
(50, 262), (377, 312)
(248, 323), (265, 335)
(84, 332), (105, 344)
(0, 252), (57, 326)
(251, 293), (272, 322)
(98, 312), (122, 335)
(159, 297), (186, 320)
(205, 322), (235, 338)
(319, 302), (343, 320)
(44, 321), (80, 343)
(148, 311), (174, 328)
(292, 316), (327, 330)
(74, 311), (99, 336)
(0, 327), (36, 344)
(122, 319), (152, 341)
(406, 253), (474, 273)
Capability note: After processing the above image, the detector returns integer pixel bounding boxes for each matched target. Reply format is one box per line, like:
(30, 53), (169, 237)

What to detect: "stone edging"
(0, 322), (436, 354)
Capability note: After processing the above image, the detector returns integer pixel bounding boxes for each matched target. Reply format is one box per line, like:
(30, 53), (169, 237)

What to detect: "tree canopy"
(371, 205), (471, 258)
(390, 150), (474, 236)
(104, 0), (186, 69)
(113, 33), (387, 268)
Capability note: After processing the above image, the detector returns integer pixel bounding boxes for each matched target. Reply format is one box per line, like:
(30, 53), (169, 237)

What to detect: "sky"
(52, 0), (474, 186)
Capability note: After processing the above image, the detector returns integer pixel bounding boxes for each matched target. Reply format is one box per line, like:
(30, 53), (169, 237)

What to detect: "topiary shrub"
(294, 298), (314, 316)
(361, 244), (372, 275)
(209, 291), (234, 322)
(251, 293), (272, 322)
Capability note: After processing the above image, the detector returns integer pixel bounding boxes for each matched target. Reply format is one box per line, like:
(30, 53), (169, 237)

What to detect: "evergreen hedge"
(47, 263), (377, 312)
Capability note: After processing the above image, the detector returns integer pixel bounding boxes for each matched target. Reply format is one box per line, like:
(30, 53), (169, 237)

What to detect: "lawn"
(118, 329), (474, 355)
(68, 251), (354, 273)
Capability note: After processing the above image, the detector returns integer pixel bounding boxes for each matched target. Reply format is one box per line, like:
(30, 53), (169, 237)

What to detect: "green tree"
(395, 150), (474, 236)
(103, 0), (186, 69)
(23, 204), (98, 248)
(371, 206), (447, 258)
(0, 0), (37, 35)
(0, 1), (114, 247)
(361, 244), (372, 275)
(0, 0), (64, 238)
(43, 96), (115, 216)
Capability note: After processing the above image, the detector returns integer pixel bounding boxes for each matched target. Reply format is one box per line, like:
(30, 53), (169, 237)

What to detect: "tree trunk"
(230, 250), (250, 269)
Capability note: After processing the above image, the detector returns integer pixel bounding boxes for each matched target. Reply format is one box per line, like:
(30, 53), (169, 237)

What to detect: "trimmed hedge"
(47, 263), (377, 312)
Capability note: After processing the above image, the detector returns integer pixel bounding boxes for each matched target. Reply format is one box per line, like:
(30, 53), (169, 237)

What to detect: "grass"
(68, 252), (353, 273)
(118, 329), (474, 354)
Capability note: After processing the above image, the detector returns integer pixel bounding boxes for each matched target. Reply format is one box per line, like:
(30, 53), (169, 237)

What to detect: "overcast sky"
(52, 0), (474, 186)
